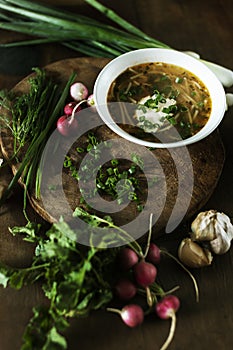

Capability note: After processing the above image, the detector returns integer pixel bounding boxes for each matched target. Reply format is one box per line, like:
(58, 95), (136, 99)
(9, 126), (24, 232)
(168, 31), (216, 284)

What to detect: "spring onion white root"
(184, 51), (233, 88)
(226, 93), (233, 109)
(183, 51), (201, 59)
(201, 60), (233, 88)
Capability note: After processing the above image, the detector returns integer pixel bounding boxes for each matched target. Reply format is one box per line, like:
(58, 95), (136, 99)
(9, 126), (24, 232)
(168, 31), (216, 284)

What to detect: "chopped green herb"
(160, 74), (169, 81)
(63, 136), (146, 210)
(175, 77), (183, 84)
(197, 101), (204, 108)
(180, 105), (188, 112)
(76, 147), (85, 153)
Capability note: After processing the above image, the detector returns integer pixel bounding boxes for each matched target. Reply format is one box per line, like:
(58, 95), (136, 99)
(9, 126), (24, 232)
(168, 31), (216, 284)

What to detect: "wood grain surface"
(0, 57), (225, 234)
(0, 1), (233, 350)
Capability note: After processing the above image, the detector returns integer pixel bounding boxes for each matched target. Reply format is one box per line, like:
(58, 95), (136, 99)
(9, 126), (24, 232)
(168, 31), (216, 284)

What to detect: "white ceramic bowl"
(93, 48), (227, 148)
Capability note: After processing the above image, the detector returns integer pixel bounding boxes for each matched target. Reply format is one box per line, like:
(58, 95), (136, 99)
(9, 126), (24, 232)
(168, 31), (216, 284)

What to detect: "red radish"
(117, 247), (139, 270)
(56, 115), (78, 136)
(70, 82), (88, 101)
(64, 101), (79, 115)
(57, 100), (86, 136)
(146, 243), (161, 265)
(156, 295), (180, 350)
(107, 304), (144, 328)
(133, 260), (157, 287)
(114, 278), (137, 301)
(156, 295), (180, 319)
(87, 94), (96, 111)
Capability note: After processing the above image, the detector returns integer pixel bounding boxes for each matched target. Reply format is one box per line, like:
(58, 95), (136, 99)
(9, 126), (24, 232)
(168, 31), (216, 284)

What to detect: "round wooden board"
(0, 57), (225, 236)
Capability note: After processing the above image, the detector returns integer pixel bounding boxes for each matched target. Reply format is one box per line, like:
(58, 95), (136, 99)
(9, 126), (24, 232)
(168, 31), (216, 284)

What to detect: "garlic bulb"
(191, 210), (233, 254)
(178, 238), (213, 268)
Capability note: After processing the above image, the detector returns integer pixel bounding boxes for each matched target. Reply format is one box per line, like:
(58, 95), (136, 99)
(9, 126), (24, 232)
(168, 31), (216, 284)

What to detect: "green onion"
(0, 70), (76, 208)
(0, 0), (232, 87)
(84, 0), (168, 47)
(175, 77), (183, 84)
(0, 0), (167, 55)
(0, 0), (168, 50)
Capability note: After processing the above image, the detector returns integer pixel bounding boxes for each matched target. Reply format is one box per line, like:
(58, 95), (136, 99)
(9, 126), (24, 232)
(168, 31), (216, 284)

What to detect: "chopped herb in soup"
(107, 62), (212, 141)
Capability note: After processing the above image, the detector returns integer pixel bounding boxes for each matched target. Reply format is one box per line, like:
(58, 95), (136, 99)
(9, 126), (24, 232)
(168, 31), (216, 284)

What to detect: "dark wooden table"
(0, 1), (233, 349)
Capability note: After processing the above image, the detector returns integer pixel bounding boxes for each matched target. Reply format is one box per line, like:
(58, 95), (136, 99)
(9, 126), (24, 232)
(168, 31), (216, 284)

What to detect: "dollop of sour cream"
(135, 94), (177, 133)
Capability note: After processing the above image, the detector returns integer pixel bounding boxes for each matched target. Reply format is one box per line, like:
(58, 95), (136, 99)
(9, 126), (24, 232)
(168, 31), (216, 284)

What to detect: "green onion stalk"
(0, 0), (232, 88)
(0, 71), (77, 212)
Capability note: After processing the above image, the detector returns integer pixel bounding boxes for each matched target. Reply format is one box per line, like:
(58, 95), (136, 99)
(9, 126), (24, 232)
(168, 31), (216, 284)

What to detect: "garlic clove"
(210, 229), (232, 254)
(191, 210), (217, 241)
(178, 238), (213, 268)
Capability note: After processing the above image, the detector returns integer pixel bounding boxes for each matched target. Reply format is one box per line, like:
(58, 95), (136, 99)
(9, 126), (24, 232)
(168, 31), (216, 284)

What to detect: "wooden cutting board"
(0, 57), (225, 236)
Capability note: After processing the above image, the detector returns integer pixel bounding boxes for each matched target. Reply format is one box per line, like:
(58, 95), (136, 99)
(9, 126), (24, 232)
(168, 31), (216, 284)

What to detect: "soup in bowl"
(93, 48), (226, 148)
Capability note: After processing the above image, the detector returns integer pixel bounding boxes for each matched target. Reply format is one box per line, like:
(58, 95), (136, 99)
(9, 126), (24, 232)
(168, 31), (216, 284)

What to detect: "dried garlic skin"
(191, 210), (218, 241)
(210, 230), (231, 254)
(178, 238), (213, 268)
(191, 210), (233, 254)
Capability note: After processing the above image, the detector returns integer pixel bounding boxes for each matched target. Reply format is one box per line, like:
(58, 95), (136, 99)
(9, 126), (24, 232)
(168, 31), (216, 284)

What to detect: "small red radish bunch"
(108, 241), (162, 327)
(108, 247), (144, 328)
(107, 219), (182, 350)
(115, 244), (159, 299)
(113, 247), (138, 301)
(57, 81), (96, 136)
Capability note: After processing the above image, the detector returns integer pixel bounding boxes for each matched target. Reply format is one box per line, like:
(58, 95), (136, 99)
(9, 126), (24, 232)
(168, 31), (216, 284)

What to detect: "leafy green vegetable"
(0, 212), (122, 350)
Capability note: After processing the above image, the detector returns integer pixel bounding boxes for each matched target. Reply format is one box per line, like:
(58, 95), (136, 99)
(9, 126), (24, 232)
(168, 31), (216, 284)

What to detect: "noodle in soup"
(107, 62), (212, 142)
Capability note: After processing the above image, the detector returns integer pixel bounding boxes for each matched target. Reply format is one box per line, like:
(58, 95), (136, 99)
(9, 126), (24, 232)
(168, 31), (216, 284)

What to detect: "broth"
(107, 62), (212, 142)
